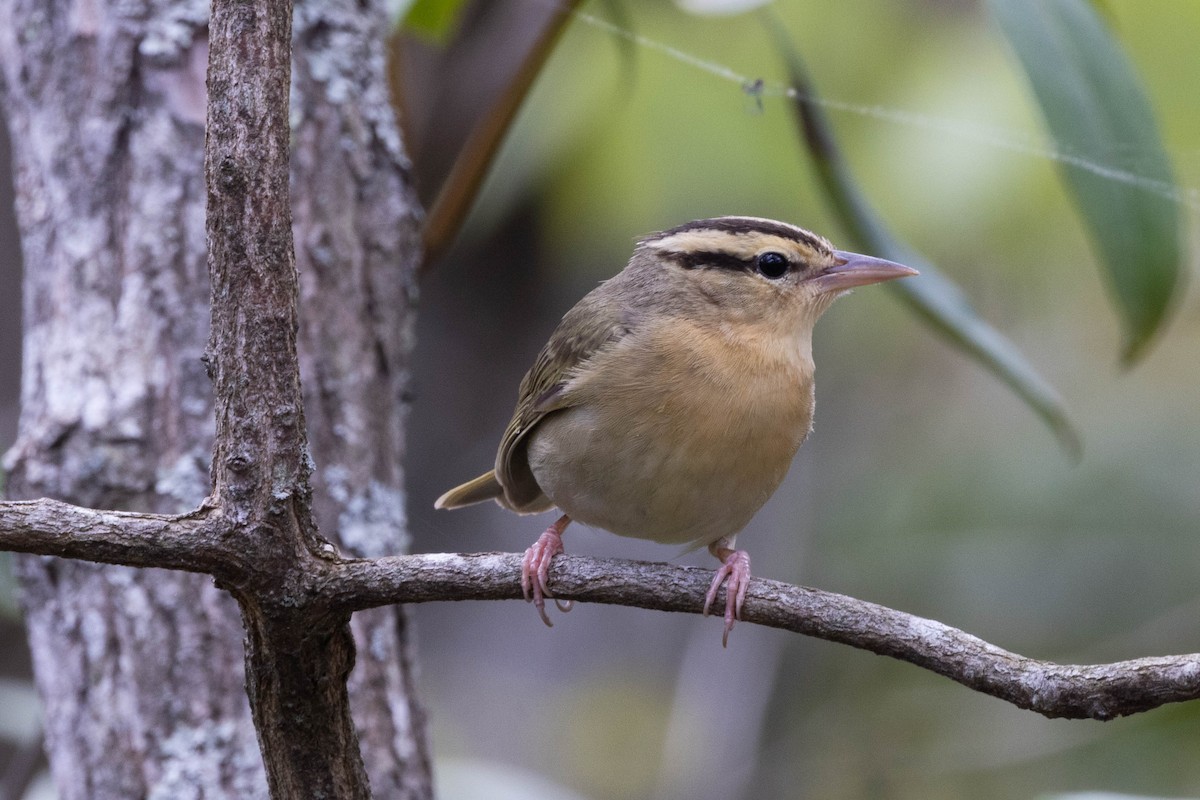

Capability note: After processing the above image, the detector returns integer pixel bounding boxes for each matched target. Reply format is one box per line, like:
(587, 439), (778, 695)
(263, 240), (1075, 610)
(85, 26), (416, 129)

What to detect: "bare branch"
(0, 499), (228, 574)
(4, 500), (1199, 724)
(324, 551), (1200, 722)
(205, 0), (313, 521)
(203, 0), (370, 794)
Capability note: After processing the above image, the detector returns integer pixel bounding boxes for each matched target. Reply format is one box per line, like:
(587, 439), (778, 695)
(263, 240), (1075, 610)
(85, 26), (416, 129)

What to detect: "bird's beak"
(811, 251), (919, 294)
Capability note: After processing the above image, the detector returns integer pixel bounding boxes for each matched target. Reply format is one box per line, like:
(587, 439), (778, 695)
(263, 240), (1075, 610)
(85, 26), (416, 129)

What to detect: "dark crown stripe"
(645, 217), (826, 253)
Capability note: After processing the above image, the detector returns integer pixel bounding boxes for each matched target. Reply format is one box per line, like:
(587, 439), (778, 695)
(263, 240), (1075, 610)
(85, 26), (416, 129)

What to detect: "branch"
(3, 500), (1199, 723)
(324, 552), (1200, 722)
(203, 0), (369, 795)
(0, 499), (229, 574)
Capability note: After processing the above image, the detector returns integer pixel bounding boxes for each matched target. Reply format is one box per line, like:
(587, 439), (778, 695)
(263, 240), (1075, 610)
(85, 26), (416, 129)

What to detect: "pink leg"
(521, 514), (572, 627)
(703, 538), (751, 647)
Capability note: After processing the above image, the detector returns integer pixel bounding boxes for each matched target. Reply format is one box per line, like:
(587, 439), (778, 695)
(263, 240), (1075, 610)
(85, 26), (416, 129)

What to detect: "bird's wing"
(495, 287), (632, 511)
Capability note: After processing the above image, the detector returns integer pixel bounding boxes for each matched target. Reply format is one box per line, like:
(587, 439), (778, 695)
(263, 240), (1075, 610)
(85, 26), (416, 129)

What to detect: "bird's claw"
(520, 517), (570, 626)
(703, 548), (751, 647)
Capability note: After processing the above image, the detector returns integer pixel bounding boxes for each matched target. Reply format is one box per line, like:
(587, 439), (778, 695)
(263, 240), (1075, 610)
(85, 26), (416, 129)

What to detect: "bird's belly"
(526, 390), (810, 548)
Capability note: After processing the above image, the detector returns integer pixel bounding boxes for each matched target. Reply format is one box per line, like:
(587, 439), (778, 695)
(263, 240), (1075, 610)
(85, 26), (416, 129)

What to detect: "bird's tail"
(434, 470), (504, 510)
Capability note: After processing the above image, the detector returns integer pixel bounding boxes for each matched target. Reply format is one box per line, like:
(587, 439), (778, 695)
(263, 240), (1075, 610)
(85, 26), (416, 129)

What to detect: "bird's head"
(631, 216), (918, 334)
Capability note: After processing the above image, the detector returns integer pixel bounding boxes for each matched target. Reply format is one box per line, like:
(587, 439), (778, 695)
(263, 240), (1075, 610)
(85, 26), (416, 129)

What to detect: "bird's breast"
(525, 317), (816, 547)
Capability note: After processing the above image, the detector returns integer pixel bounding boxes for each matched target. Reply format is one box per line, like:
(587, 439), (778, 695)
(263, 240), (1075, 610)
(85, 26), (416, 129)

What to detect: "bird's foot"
(520, 514), (572, 627)
(703, 544), (751, 647)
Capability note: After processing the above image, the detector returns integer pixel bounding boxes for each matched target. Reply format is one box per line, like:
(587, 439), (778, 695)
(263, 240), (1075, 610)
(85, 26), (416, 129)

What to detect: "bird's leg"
(703, 536), (751, 647)
(521, 514), (572, 627)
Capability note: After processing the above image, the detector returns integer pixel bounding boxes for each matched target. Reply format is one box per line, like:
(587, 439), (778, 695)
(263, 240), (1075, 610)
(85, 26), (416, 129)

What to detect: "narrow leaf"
(988, 0), (1183, 363)
(770, 21), (1081, 457)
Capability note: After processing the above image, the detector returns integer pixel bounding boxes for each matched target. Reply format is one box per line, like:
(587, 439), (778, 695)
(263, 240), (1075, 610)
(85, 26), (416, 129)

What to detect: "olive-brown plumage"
(436, 216), (917, 643)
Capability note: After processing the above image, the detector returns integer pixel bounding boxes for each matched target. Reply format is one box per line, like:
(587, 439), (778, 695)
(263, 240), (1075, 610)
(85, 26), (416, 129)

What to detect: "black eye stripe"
(663, 249), (799, 279)
(664, 250), (756, 272)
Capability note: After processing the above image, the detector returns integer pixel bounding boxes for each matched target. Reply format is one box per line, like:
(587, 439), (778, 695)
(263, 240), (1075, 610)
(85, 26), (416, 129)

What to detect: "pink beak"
(810, 250), (919, 294)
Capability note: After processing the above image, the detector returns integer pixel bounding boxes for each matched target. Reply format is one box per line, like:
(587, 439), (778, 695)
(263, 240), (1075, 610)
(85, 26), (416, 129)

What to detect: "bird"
(435, 216), (917, 645)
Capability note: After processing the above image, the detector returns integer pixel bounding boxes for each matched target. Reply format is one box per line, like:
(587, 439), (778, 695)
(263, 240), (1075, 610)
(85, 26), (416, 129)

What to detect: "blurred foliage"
(418, 1), (582, 266)
(405, 1), (1200, 799)
(400, 0), (471, 41)
(0, 553), (17, 620)
(674, 0), (772, 14)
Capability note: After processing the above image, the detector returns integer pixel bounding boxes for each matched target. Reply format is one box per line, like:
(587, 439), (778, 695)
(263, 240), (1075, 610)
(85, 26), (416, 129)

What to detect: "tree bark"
(0, 0), (428, 797)
(289, 5), (429, 792)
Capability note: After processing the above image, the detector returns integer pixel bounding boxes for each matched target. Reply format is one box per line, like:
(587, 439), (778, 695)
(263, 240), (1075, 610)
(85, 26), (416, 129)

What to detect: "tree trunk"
(0, 1), (430, 797)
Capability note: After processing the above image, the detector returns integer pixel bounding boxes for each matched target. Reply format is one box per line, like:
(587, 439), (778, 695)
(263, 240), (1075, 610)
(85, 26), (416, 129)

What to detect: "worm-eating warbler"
(436, 216), (917, 644)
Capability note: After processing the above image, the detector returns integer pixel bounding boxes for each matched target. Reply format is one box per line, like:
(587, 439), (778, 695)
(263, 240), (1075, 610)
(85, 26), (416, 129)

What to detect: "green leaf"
(401, 0), (470, 42)
(769, 19), (1081, 458)
(988, 0), (1184, 363)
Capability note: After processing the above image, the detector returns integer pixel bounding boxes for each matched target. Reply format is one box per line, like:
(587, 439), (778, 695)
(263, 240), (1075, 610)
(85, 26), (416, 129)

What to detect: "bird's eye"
(756, 251), (789, 279)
